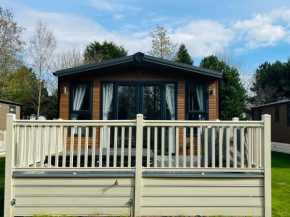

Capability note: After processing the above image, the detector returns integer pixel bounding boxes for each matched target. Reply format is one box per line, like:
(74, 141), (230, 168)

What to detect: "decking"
(4, 114), (272, 217)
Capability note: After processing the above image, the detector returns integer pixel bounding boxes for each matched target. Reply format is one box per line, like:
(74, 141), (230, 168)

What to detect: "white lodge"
(4, 53), (271, 217)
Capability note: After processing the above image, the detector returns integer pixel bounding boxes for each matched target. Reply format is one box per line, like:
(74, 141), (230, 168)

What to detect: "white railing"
(4, 113), (272, 217)
(12, 118), (136, 171)
(6, 114), (270, 173)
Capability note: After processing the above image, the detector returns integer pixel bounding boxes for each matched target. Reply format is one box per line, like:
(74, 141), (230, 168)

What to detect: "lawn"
(0, 152), (289, 217)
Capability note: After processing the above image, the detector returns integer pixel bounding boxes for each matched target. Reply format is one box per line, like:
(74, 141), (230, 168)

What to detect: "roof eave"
(54, 53), (223, 79)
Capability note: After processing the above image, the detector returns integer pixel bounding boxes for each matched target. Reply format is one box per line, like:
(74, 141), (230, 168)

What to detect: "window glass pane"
(165, 84), (176, 120)
(9, 106), (16, 114)
(143, 85), (161, 120)
(189, 85), (205, 112)
(118, 85), (136, 119)
(102, 83), (114, 120)
(73, 84), (90, 111)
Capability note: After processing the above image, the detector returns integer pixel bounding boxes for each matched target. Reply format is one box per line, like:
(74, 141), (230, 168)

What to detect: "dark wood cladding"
(252, 103), (290, 144)
(59, 66), (220, 152)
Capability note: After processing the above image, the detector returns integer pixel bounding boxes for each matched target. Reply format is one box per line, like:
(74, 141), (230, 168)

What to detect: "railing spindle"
(175, 127), (179, 168)
(161, 127), (165, 168)
(147, 127), (150, 168)
(226, 127), (230, 168)
(259, 127), (262, 168)
(233, 126), (237, 168)
(211, 127), (215, 168)
(248, 128), (252, 168)
(48, 127), (52, 168)
(40, 126), (44, 168)
(219, 127), (223, 168)
(84, 127), (89, 167)
(241, 127), (245, 168)
(154, 127), (157, 167)
(62, 126), (67, 168)
(128, 127), (132, 167)
(21, 127), (25, 167)
(255, 127), (259, 168)
(121, 126), (125, 167)
(106, 126), (111, 167)
(204, 126), (208, 168)
(168, 127), (172, 168)
(190, 127), (193, 168)
(197, 127), (201, 168)
(77, 127), (81, 167)
(55, 127), (59, 168)
(33, 126), (37, 168)
(113, 127), (117, 167)
(92, 127), (96, 167)
(16, 126), (20, 167)
(183, 127), (186, 168)
(99, 127), (103, 168)
(70, 127), (74, 168)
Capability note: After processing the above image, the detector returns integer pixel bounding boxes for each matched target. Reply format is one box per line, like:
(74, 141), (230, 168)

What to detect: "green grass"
(271, 152), (290, 217)
(0, 153), (289, 217)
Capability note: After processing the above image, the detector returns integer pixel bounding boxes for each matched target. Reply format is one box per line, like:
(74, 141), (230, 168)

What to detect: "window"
(275, 106), (279, 122)
(101, 82), (177, 120)
(257, 108), (262, 120)
(9, 105), (16, 114)
(186, 83), (208, 121)
(287, 105), (290, 126)
(70, 82), (92, 135)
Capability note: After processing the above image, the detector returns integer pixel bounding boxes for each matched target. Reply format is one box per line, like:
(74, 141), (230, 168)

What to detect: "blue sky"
(2, 0), (290, 72)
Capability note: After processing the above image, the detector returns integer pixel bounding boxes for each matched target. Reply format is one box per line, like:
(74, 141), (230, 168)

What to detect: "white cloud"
(87, 0), (142, 13)
(5, 1), (290, 60)
(170, 20), (235, 57)
(233, 7), (290, 48)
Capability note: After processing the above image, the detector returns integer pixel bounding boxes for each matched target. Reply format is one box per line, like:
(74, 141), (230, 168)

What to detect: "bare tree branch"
(28, 20), (57, 117)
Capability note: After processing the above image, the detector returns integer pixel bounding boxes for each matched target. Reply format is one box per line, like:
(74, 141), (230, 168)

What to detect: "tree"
(174, 44), (193, 65)
(28, 20), (57, 117)
(83, 41), (127, 64)
(0, 66), (39, 117)
(200, 55), (247, 120)
(251, 60), (290, 104)
(148, 25), (178, 60)
(0, 6), (25, 75)
(216, 48), (253, 93)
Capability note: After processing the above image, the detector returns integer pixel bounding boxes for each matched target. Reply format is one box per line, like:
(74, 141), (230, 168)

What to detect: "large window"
(101, 82), (177, 120)
(186, 83), (208, 121)
(70, 82), (92, 135)
(275, 106), (279, 122)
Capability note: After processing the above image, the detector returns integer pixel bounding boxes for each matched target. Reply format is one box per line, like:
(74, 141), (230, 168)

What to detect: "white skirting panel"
(272, 142), (290, 154)
(13, 178), (134, 216)
(141, 177), (264, 217)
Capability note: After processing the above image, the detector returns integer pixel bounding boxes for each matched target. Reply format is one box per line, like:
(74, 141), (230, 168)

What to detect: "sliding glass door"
(142, 84), (162, 120)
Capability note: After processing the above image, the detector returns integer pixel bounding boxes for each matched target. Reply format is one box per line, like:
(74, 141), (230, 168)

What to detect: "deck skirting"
(12, 176), (264, 217)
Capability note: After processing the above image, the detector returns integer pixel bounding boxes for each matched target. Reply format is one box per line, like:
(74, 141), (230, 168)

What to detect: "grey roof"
(54, 52), (223, 78)
(252, 100), (290, 109)
(0, 99), (22, 106)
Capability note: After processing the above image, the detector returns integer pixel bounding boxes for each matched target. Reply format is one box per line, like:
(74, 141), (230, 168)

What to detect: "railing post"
(134, 114), (143, 217)
(4, 114), (16, 217)
(262, 114), (271, 217)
